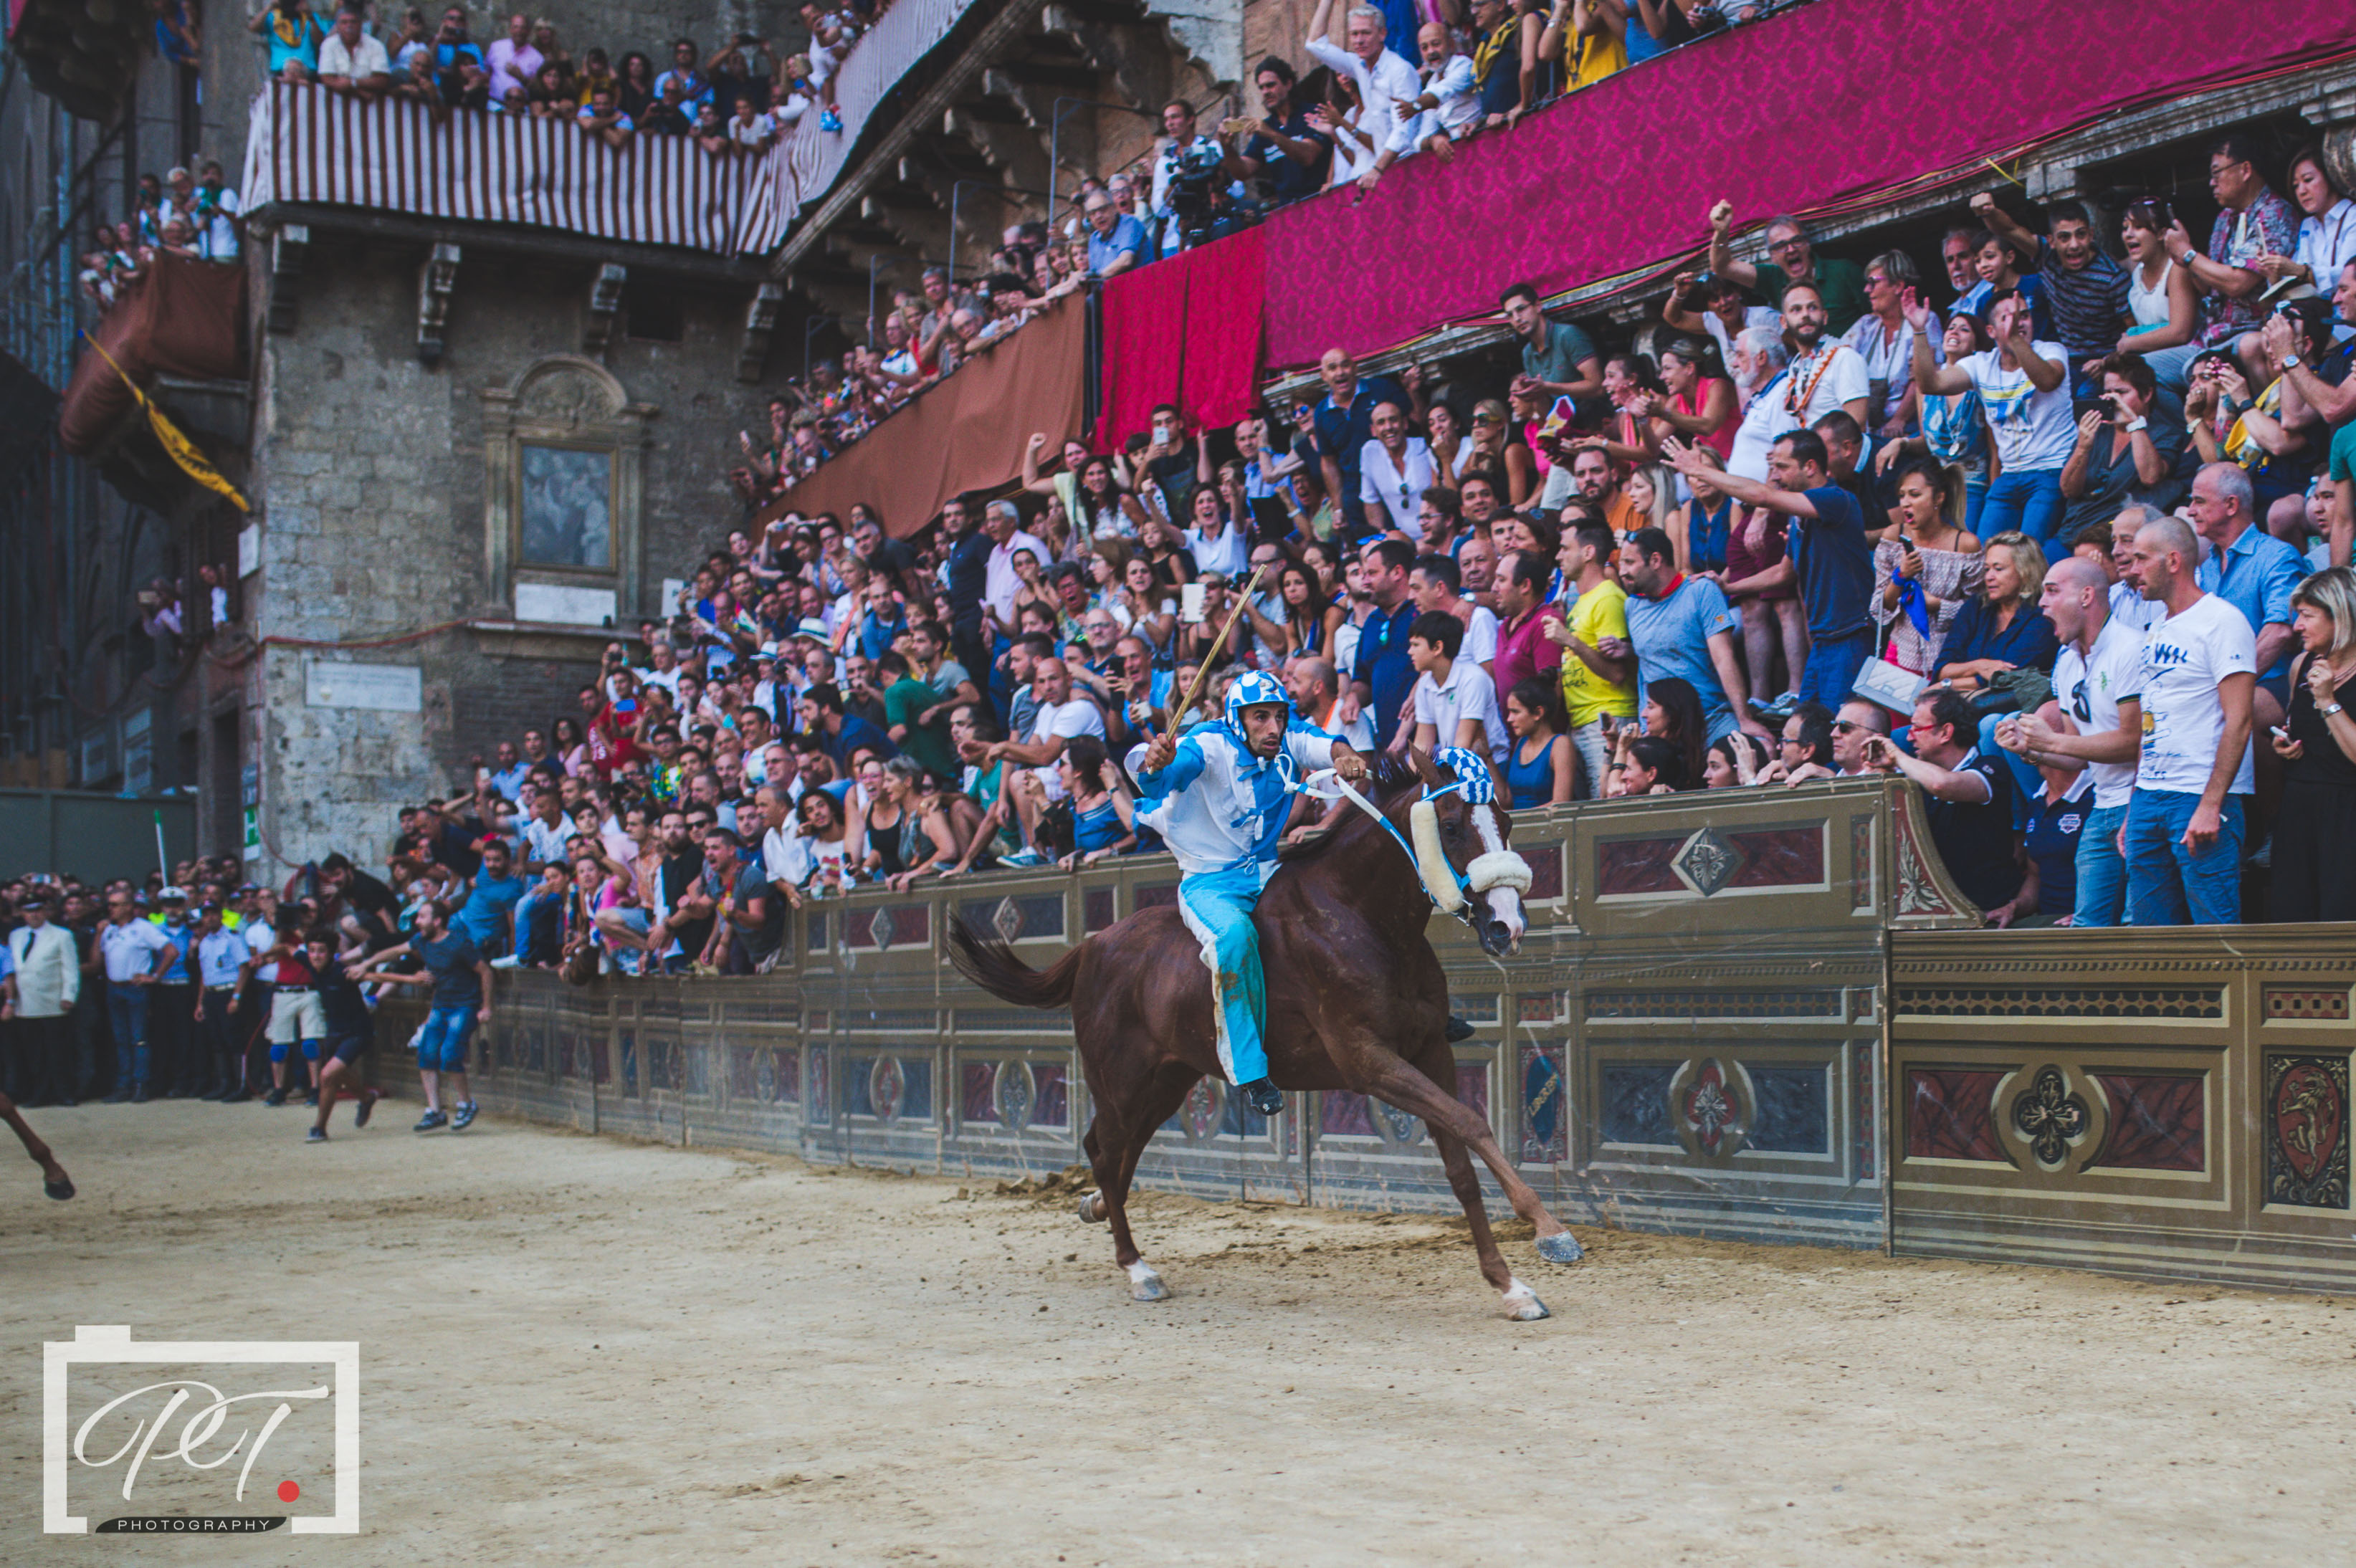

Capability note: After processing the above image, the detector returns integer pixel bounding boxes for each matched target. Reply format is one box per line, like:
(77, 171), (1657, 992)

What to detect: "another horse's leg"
(1100, 1066), (1196, 1302)
(1354, 1049), (1582, 1263)
(0, 1091), (73, 1200)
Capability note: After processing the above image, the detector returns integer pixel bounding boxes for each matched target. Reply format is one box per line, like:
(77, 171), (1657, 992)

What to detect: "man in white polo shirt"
(2120, 516), (2255, 925)
(1408, 610), (1507, 778)
(98, 889), (176, 1103)
(961, 656), (1106, 865)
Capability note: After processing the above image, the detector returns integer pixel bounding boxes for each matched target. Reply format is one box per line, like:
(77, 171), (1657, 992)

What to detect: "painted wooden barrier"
(386, 780), (1942, 1230)
(1887, 926), (2356, 1294)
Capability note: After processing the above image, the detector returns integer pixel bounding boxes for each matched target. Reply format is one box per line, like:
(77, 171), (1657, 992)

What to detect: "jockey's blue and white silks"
(1128, 716), (1341, 1086)
(1127, 721), (1339, 878)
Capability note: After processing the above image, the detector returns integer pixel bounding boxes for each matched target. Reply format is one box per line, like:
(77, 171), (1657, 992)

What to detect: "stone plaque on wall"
(305, 659), (423, 712)
(514, 581), (619, 627)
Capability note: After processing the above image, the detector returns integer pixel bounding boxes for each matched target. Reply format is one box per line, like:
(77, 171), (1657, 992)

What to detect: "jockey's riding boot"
(1241, 1079), (1284, 1117)
(1445, 1015), (1475, 1043)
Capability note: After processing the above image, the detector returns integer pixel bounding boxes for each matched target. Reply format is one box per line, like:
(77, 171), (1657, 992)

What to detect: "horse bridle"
(1302, 768), (1533, 924)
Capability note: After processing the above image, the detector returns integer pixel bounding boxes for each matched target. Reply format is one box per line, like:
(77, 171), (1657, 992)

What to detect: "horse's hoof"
(1125, 1260), (1170, 1303)
(1500, 1278), (1550, 1321)
(43, 1177), (73, 1202)
(1535, 1230), (1584, 1264)
(1077, 1192), (1107, 1224)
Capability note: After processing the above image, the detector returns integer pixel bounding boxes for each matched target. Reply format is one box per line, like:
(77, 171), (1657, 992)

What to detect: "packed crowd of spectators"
(66, 125), (2348, 987)
(729, 252), (1086, 508)
(252, 0), (878, 143)
(76, 161), (244, 309)
(695, 130), (2356, 956)
(725, 0), (1831, 499)
(277, 133), (2356, 985)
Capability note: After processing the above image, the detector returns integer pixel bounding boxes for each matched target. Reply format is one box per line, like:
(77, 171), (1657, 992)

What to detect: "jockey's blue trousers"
(1176, 863), (1269, 1086)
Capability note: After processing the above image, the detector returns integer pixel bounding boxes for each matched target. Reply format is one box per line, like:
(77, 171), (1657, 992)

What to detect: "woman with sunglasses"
(1469, 398), (1538, 510)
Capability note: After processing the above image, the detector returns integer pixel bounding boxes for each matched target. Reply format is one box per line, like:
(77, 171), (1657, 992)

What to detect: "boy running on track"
(304, 935), (382, 1142)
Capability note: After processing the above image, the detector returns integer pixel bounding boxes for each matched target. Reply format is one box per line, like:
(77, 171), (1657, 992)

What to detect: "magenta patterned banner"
(1259, 0), (2356, 366)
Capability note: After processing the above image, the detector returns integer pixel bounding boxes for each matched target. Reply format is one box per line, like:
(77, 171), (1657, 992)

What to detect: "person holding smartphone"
(2059, 352), (2183, 537)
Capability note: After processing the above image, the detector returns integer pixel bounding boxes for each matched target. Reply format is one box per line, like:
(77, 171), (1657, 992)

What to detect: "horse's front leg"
(1351, 1046), (1582, 1263)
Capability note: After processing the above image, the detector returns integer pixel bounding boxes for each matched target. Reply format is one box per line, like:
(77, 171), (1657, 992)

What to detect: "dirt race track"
(4, 1101), (2352, 1565)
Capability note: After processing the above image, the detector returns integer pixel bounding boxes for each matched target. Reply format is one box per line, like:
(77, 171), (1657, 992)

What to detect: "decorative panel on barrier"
(1889, 929), (2356, 1294)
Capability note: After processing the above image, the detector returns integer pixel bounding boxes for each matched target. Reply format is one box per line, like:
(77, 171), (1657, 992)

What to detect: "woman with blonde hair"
(1621, 461), (1678, 551)
(1466, 397), (1537, 509)
(1935, 530), (2059, 691)
(2269, 566), (2356, 920)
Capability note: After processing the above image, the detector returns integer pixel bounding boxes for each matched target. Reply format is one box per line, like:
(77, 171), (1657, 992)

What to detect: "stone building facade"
(245, 230), (776, 860)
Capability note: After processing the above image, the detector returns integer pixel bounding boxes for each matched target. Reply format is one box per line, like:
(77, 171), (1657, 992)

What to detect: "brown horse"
(949, 747), (1582, 1319)
(1, 1091), (74, 1200)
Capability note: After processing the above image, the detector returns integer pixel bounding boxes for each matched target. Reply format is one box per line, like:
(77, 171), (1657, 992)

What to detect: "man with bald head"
(1830, 700), (1889, 777)
(2120, 516), (2254, 924)
(1310, 345), (1409, 536)
(1284, 655), (1373, 750)
(1997, 554), (2146, 926)
(2106, 505), (2167, 631)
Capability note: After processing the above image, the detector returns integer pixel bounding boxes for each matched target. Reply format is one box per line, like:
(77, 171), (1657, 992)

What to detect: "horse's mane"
(1275, 752), (1422, 864)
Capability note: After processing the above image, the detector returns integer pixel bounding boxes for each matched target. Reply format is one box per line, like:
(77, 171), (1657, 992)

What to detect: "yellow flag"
(85, 338), (250, 512)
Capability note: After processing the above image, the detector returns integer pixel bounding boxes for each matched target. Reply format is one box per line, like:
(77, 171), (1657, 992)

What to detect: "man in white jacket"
(4, 895), (83, 1106)
(1305, 0), (1420, 168)
(1360, 23), (1481, 192)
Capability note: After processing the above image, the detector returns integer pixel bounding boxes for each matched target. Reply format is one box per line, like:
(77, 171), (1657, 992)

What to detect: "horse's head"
(1406, 745), (1531, 957)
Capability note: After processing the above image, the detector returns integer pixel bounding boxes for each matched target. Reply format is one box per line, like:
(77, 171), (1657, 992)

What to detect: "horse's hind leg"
(1078, 1121), (1112, 1224)
(1357, 1048), (1581, 1263)
(0, 1091), (73, 1200)
(1100, 1066), (1196, 1302)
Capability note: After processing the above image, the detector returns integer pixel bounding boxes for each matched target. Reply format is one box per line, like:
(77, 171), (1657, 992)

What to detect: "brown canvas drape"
(753, 291), (1086, 540)
(58, 252), (249, 456)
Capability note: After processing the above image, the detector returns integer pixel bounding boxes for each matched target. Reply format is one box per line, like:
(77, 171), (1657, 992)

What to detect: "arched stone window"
(480, 355), (656, 626)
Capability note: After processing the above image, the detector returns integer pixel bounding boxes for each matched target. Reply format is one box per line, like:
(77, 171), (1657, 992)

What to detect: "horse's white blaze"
(1469, 805), (1527, 946)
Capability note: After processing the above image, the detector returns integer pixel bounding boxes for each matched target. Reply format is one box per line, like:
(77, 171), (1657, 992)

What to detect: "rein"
(1303, 768), (1531, 918)
(1303, 768), (1451, 891)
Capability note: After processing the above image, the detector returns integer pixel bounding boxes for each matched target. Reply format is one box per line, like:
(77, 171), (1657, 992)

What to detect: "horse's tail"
(947, 917), (1083, 1012)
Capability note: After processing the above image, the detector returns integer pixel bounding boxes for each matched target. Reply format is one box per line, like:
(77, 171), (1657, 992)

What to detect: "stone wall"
(249, 229), (773, 864)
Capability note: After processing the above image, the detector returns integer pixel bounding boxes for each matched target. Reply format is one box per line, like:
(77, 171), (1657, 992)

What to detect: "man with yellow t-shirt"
(1545, 517), (1636, 798)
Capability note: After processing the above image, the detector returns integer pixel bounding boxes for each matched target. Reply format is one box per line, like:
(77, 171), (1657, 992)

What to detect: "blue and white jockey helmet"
(1431, 745), (1497, 805)
(1224, 670), (1289, 731)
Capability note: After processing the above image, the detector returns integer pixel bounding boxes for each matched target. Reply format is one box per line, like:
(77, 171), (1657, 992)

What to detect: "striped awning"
(239, 0), (983, 259)
(242, 82), (785, 255)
